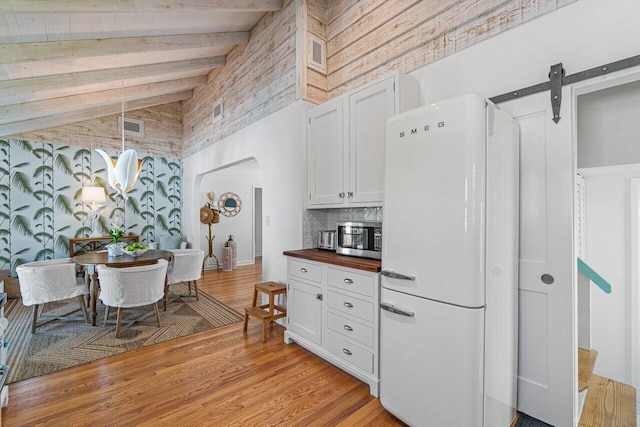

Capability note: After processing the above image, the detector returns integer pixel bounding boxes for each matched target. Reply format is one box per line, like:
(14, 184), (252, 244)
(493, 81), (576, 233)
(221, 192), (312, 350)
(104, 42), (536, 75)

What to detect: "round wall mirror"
(218, 192), (242, 217)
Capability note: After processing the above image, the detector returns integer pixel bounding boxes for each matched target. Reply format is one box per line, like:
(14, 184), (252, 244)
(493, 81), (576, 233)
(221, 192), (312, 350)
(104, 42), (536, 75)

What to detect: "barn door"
(500, 89), (576, 427)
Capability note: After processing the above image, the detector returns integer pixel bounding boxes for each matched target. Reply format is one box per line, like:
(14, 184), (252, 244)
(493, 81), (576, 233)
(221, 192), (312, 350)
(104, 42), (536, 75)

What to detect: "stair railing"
(577, 258), (612, 294)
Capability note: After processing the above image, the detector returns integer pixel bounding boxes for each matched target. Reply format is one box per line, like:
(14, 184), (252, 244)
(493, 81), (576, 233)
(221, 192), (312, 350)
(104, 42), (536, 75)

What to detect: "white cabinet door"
(308, 96), (345, 206)
(348, 76), (395, 205)
(287, 279), (323, 346)
(500, 88), (575, 427)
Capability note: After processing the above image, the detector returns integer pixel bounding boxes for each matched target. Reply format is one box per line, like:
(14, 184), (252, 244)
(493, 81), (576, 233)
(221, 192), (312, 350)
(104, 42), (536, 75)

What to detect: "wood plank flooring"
(3, 258), (405, 426)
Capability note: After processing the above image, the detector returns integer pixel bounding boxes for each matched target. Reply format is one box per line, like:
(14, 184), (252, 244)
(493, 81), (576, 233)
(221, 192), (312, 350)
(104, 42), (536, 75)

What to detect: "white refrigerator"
(379, 93), (520, 427)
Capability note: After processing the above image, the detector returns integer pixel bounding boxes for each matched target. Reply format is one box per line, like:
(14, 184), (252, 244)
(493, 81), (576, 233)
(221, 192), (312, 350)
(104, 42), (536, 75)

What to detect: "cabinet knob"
(300, 268), (307, 273)
(344, 278), (353, 284)
(316, 293), (323, 301)
(339, 192), (345, 198)
(343, 302), (353, 308)
(342, 348), (352, 356)
(347, 192), (353, 198)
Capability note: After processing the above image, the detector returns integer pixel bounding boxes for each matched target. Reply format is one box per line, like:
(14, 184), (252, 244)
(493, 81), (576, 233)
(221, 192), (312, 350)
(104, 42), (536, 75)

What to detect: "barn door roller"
(489, 54), (640, 123)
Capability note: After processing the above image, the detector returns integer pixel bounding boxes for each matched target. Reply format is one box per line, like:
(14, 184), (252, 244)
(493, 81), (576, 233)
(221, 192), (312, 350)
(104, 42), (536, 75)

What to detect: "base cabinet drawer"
(288, 259), (322, 283)
(327, 267), (375, 297)
(327, 290), (374, 322)
(327, 311), (374, 347)
(326, 333), (374, 373)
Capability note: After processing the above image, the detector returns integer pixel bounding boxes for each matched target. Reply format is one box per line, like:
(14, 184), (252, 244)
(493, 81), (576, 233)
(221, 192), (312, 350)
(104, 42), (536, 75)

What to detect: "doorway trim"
(572, 65), (640, 394)
(629, 178), (640, 392)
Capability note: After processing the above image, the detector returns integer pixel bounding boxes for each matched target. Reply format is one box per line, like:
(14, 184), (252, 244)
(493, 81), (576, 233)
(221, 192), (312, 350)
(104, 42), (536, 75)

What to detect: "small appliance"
(336, 221), (382, 259)
(317, 230), (336, 251)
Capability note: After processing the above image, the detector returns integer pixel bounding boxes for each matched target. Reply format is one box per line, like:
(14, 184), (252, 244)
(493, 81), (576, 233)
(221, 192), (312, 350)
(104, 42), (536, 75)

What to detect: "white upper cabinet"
(308, 71), (421, 208)
(308, 96), (344, 206)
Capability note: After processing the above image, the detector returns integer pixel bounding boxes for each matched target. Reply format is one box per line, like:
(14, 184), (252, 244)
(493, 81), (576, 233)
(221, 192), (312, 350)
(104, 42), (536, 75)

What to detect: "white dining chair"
(16, 258), (89, 333)
(166, 249), (205, 303)
(97, 259), (168, 338)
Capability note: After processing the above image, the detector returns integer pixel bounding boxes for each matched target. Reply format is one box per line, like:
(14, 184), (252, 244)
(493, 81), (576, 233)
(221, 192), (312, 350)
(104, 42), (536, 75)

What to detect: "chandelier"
(96, 82), (142, 200)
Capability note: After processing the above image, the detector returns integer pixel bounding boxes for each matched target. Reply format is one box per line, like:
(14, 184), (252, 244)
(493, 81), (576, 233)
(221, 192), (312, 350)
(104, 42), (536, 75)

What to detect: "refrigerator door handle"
(380, 302), (415, 318)
(381, 270), (415, 281)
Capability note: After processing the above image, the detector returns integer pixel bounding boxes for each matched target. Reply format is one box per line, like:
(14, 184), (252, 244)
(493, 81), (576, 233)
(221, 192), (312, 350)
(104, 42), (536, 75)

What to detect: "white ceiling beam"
(0, 90), (194, 137)
(0, 0), (282, 13)
(0, 32), (249, 65)
(0, 57), (225, 106)
(0, 76), (207, 125)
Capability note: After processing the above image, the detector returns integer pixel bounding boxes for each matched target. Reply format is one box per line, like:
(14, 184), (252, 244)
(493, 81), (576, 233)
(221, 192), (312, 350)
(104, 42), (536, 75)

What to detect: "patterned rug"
(4, 283), (243, 384)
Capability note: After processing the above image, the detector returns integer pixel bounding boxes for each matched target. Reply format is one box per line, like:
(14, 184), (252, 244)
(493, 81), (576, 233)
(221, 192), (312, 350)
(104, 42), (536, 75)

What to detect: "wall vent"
(308, 33), (326, 74)
(118, 117), (144, 138)
(212, 98), (224, 123)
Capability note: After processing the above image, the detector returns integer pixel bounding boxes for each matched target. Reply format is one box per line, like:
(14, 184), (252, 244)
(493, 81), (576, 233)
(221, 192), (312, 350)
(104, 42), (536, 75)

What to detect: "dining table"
(71, 249), (174, 326)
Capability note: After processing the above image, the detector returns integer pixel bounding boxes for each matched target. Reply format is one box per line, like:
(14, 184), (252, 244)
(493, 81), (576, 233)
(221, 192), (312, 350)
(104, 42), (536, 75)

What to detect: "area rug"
(4, 282), (243, 384)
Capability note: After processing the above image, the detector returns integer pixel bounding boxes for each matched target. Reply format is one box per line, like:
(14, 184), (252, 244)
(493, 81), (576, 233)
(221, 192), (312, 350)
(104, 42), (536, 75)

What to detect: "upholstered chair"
(16, 258), (89, 333)
(97, 259), (168, 338)
(166, 249), (205, 302)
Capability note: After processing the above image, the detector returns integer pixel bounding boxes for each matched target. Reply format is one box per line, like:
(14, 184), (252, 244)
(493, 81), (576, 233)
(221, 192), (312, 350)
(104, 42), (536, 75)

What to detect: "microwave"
(336, 221), (382, 260)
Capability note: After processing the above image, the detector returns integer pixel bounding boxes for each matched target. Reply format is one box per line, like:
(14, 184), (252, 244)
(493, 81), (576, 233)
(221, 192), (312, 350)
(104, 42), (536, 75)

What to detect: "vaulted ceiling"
(0, 0), (283, 137)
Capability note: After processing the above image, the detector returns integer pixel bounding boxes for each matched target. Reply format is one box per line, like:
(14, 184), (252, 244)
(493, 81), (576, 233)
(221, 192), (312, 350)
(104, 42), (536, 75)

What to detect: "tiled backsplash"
(302, 207), (383, 248)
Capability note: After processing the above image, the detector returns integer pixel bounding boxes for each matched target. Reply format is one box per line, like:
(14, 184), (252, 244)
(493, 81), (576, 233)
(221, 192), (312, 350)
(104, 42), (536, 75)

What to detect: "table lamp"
(81, 186), (106, 236)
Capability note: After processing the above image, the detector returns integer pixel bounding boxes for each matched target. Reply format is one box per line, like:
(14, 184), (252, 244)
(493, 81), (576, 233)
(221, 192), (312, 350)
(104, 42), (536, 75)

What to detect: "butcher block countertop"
(283, 249), (381, 273)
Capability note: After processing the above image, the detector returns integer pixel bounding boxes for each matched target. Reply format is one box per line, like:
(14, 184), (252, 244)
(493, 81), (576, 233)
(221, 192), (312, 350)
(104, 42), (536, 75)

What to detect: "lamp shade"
(81, 186), (106, 203)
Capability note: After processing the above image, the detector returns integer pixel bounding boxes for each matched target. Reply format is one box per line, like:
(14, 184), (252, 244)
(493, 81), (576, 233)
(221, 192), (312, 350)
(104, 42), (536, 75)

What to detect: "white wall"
(580, 164), (640, 386)
(200, 163), (262, 266)
(183, 100), (314, 282)
(410, 1), (640, 107)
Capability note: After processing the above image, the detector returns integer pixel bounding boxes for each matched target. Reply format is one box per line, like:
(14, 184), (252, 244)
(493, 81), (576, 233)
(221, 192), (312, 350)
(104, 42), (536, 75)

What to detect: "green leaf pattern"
(0, 139), (183, 275)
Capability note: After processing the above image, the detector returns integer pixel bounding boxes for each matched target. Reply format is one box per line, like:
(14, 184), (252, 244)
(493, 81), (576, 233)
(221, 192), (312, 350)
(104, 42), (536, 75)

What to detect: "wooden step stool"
(243, 281), (287, 342)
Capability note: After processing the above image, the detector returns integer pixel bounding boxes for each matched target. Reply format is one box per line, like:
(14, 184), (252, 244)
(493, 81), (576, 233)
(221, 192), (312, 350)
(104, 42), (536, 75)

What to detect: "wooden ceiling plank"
(0, 76), (206, 125)
(0, 32), (250, 64)
(0, 56), (225, 105)
(0, 90), (194, 137)
(0, 1), (283, 13)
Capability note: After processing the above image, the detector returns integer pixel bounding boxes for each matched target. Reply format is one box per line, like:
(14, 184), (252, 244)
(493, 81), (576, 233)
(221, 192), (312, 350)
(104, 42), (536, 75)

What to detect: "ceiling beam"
(0, 0), (282, 13)
(0, 91), (194, 137)
(0, 76), (207, 125)
(0, 32), (249, 65)
(0, 57), (225, 106)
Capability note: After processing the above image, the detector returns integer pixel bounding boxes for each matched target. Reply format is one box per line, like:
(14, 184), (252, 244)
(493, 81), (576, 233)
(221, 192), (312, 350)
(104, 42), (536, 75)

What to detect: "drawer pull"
(343, 278), (353, 284)
(300, 268), (307, 273)
(343, 325), (353, 331)
(343, 302), (353, 308)
(342, 348), (352, 356)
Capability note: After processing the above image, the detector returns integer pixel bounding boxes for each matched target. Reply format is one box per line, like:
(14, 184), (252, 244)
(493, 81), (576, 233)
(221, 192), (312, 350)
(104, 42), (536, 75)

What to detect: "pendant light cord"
(121, 80), (125, 152)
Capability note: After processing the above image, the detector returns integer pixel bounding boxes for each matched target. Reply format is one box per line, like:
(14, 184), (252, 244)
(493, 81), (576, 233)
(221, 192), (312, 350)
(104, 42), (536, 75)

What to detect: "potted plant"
(106, 223), (125, 256)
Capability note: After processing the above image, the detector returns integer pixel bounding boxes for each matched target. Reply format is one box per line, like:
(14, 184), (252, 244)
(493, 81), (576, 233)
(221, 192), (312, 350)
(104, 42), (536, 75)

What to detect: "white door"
(287, 279), (323, 346)
(308, 96), (345, 206)
(500, 89), (576, 427)
(348, 76), (395, 205)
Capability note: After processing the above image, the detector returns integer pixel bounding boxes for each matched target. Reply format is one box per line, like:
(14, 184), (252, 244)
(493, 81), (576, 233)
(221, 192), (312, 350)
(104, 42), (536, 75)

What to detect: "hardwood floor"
(3, 258), (405, 426)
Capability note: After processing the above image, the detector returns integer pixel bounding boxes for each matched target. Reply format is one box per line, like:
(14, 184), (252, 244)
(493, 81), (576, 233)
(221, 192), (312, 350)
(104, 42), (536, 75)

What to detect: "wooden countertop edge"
(283, 249), (381, 273)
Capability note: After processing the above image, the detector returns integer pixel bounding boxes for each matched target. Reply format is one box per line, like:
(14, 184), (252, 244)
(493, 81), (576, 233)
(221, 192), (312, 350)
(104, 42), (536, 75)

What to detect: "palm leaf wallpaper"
(0, 138), (183, 275)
